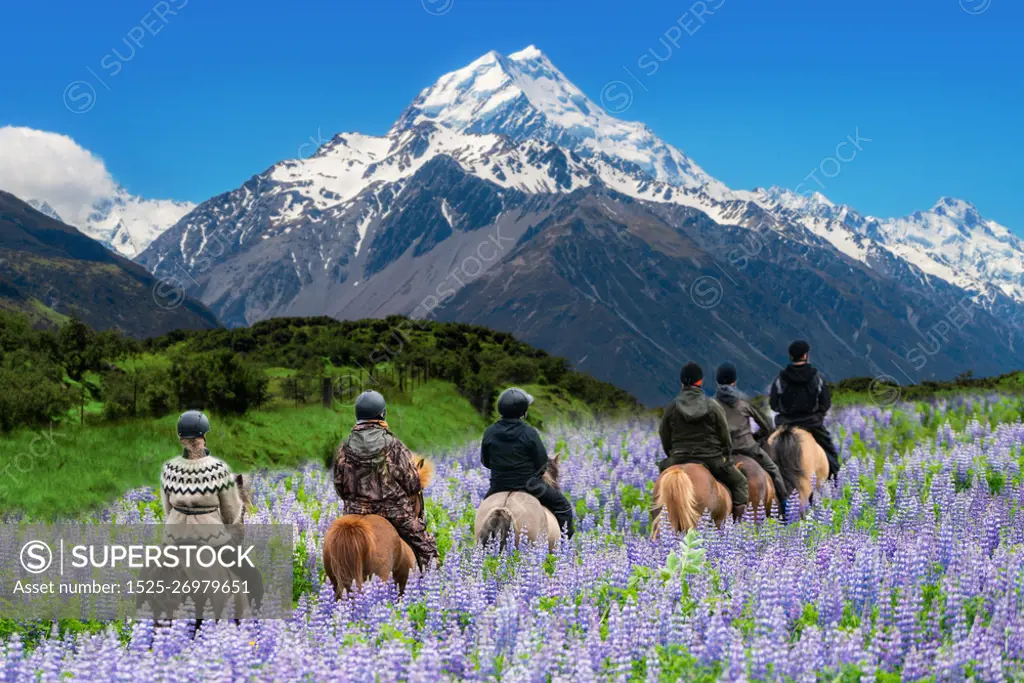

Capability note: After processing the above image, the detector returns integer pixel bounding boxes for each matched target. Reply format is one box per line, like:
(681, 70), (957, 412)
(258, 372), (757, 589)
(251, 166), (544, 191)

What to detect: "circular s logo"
(63, 81), (97, 114)
(21, 541), (53, 574)
(599, 80), (634, 115)
(868, 374), (902, 407)
(689, 275), (724, 309)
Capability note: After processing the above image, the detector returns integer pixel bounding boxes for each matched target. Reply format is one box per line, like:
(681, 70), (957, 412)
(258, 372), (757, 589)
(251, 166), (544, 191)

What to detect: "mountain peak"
(390, 47), (728, 196)
(507, 44), (546, 62)
(931, 196), (978, 217)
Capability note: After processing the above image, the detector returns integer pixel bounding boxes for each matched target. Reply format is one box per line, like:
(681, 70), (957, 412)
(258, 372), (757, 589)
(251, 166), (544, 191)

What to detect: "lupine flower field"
(6, 396), (1024, 681)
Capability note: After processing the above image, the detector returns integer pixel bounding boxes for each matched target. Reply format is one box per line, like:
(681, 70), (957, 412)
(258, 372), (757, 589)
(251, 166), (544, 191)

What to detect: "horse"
(475, 454), (564, 551)
(734, 454), (777, 518)
(651, 454), (778, 536)
(765, 425), (829, 508)
(322, 456), (434, 595)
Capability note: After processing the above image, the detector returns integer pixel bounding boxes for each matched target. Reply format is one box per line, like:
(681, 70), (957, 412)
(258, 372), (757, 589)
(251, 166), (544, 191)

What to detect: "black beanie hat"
(716, 362), (737, 385)
(680, 362), (704, 387)
(789, 339), (811, 361)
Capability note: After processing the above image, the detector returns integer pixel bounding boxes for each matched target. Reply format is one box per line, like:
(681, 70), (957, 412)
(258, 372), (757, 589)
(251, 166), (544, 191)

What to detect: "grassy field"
(0, 380), (608, 519)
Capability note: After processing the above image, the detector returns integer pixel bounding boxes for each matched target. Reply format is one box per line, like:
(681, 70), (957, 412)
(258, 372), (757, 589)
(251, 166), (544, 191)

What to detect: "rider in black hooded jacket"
(481, 388), (575, 538)
(768, 340), (840, 479)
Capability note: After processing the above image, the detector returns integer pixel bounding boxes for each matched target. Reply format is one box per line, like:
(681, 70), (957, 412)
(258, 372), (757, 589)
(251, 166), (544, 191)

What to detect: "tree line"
(0, 312), (637, 432)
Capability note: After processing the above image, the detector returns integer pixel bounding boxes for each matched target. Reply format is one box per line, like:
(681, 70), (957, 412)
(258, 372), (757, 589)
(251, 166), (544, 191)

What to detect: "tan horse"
(322, 456), (434, 595)
(475, 455), (564, 551)
(766, 425), (829, 508)
(651, 455), (778, 536)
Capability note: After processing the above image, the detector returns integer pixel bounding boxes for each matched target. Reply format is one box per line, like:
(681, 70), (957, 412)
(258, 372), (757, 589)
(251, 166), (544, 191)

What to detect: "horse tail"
(480, 508), (515, 551)
(324, 517), (375, 593)
(413, 455), (435, 490)
(657, 467), (700, 532)
(772, 426), (804, 495)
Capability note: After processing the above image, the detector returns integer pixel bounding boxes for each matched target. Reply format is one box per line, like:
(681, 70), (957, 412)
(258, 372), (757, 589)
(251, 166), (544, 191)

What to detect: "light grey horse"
(474, 454), (563, 551)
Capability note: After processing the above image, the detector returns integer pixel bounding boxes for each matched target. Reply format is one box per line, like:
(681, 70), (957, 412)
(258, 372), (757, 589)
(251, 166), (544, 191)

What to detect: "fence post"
(322, 377), (333, 408)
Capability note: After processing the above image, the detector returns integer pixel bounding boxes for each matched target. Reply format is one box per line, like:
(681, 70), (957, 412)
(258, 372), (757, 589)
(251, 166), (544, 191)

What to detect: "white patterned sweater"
(161, 453), (243, 545)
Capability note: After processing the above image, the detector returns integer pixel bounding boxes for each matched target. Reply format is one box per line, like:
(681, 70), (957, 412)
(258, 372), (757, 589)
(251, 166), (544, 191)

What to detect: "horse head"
(413, 454), (435, 490)
(236, 474), (254, 517)
(544, 451), (562, 487)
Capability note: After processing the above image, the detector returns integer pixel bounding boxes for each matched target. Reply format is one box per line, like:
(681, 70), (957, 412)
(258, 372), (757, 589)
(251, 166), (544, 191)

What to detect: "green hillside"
(0, 311), (640, 518)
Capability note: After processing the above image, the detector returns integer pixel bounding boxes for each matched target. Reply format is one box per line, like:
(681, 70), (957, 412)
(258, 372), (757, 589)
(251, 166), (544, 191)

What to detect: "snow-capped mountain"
(392, 46), (731, 199)
(751, 187), (1024, 303)
(78, 188), (195, 258)
(27, 199), (63, 222)
(137, 46), (1024, 403)
(23, 188), (193, 258)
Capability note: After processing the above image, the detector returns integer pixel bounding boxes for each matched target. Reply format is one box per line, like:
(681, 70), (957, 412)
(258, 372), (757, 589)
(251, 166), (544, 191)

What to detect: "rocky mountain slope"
(0, 191), (218, 337)
(136, 46), (1024, 403)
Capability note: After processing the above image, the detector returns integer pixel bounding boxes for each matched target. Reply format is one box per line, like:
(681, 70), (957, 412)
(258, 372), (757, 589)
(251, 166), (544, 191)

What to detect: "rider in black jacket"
(481, 388), (575, 538)
(768, 340), (840, 479)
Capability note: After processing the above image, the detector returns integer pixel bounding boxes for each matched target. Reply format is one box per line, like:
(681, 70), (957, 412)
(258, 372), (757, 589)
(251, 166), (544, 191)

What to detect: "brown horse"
(734, 454), (777, 518)
(766, 425), (829, 509)
(651, 455), (778, 536)
(322, 456), (434, 595)
(475, 455), (563, 551)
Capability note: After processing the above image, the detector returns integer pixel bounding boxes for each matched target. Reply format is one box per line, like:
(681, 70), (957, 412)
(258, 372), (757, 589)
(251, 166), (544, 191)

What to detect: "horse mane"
(413, 455), (434, 490)
(771, 425), (804, 495)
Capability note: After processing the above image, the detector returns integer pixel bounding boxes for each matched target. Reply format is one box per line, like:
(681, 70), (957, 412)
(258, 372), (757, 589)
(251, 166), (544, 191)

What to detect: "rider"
(659, 363), (749, 519)
(333, 390), (439, 569)
(769, 340), (840, 479)
(481, 387), (575, 539)
(161, 410), (244, 531)
(714, 363), (790, 517)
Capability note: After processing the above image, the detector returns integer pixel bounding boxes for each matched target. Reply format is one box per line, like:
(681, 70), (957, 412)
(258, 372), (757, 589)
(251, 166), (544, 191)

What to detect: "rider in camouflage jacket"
(333, 419), (438, 569)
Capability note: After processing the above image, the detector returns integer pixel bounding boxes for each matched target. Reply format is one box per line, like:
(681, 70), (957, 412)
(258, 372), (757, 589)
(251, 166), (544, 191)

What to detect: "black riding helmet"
(355, 390), (387, 421)
(177, 410), (210, 439)
(497, 387), (534, 419)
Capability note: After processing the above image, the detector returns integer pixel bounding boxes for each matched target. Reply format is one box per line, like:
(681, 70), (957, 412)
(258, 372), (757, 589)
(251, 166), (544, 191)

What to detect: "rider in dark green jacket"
(658, 363), (749, 518)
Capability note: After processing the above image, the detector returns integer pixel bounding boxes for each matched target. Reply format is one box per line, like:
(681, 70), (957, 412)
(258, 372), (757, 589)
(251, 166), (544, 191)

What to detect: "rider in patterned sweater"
(161, 410), (243, 536)
(333, 391), (438, 570)
(769, 340), (841, 479)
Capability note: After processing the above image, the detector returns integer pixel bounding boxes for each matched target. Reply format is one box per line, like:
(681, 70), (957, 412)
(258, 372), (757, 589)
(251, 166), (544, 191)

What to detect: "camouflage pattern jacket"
(333, 421), (421, 511)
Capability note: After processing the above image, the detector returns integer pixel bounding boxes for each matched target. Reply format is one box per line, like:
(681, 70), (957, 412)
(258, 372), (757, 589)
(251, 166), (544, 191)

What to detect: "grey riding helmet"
(177, 410), (211, 439)
(355, 390), (387, 421)
(497, 387), (534, 419)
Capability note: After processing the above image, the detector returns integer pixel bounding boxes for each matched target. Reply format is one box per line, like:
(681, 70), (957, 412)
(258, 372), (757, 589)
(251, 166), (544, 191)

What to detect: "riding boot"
(776, 496), (787, 520)
(732, 504), (747, 521)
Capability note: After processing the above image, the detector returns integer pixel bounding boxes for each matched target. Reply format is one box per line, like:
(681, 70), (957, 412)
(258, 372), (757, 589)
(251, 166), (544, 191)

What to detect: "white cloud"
(0, 126), (118, 226)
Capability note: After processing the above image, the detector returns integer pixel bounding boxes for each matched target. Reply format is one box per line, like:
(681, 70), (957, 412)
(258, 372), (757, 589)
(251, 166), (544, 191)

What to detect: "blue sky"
(3, 0), (1022, 227)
